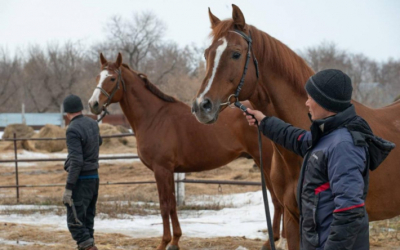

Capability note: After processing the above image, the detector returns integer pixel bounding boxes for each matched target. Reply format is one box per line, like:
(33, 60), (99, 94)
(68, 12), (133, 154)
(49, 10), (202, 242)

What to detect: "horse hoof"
(167, 245), (179, 250)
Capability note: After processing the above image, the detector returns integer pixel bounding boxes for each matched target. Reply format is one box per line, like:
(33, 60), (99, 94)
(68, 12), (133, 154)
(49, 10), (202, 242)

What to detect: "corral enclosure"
(0, 123), (399, 249)
(0, 2), (399, 249)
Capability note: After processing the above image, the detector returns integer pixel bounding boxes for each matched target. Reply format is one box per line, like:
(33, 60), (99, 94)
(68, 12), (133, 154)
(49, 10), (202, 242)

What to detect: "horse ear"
(208, 7), (220, 29)
(116, 53), (123, 68)
(100, 53), (107, 66)
(232, 4), (246, 31)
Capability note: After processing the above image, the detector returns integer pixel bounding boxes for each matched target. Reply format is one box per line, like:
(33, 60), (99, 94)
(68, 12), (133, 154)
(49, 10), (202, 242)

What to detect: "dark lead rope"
(235, 102), (276, 250)
(230, 29), (276, 250)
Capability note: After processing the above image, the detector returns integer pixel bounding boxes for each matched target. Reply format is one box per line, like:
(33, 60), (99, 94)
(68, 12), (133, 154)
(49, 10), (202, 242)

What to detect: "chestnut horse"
(88, 53), (284, 250)
(192, 4), (400, 250)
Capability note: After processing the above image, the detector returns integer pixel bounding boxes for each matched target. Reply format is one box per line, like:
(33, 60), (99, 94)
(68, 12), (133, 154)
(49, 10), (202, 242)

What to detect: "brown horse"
(88, 53), (284, 250)
(192, 4), (400, 250)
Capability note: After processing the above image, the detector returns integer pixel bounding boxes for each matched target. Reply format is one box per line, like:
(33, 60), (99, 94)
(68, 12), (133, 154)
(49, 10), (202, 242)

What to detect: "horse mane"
(121, 64), (176, 103)
(211, 20), (314, 95)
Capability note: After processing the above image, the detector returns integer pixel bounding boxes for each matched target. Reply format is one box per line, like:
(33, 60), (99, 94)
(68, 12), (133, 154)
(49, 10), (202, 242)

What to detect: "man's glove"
(62, 189), (73, 206)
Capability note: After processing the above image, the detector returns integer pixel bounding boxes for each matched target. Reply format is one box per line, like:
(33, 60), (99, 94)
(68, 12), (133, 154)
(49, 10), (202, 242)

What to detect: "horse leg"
(167, 172), (182, 250)
(261, 194), (283, 250)
(253, 157), (283, 250)
(283, 207), (300, 250)
(154, 166), (175, 250)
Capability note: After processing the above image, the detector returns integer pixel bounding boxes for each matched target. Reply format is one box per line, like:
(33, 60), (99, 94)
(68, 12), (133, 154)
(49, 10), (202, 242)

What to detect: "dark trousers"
(66, 178), (99, 246)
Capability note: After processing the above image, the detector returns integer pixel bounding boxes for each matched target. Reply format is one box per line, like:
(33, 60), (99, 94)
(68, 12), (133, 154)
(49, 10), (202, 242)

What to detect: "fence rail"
(1, 133), (134, 142)
(1, 132), (261, 203)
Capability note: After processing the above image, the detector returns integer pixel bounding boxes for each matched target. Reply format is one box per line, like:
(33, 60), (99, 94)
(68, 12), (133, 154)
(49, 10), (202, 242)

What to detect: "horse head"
(192, 5), (259, 124)
(88, 53), (125, 115)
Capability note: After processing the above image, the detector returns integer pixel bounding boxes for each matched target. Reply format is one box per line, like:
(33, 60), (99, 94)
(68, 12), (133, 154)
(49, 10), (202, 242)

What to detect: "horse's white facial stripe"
(197, 37), (227, 104)
(89, 70), (112, 104)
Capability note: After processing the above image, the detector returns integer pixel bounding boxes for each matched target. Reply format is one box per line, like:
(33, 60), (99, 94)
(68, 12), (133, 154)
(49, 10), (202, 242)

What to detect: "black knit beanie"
(63, 94), (83, 113)
(305, 69), (352, 113)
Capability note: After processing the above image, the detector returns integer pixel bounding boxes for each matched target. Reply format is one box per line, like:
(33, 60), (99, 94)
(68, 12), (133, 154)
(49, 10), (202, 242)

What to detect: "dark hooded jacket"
(259, 105), (395, 250)
(64, 115), (102, 190)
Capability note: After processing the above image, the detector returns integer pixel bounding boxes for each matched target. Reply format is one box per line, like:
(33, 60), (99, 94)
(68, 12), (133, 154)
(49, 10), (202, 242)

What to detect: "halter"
(96, 67), (126, 122)
(220, 29), (260, 107)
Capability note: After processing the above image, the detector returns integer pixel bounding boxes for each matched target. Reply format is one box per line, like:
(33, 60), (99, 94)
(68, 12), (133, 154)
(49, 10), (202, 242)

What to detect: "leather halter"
(220, 29), (259, 107)
(96, 67), (126, 122)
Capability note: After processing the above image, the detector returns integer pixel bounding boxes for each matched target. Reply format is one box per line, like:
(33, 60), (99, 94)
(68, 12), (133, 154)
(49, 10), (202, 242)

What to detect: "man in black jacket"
(63, 94), (102, 250)
(245, 69), (394, 250)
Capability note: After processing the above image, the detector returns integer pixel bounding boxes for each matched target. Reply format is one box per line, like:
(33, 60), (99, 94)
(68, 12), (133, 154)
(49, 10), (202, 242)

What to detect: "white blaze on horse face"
(89, 70), (112, 105)
(197, 37), (227, 104)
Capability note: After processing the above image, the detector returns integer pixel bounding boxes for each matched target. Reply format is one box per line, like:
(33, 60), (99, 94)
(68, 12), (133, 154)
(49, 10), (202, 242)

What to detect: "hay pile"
(2, 124), (36, 150)
(99, 123), (136, 150)
(116, 125), (130, 134)
(99, 123), (122, 149)
(32, 124), (66, 152)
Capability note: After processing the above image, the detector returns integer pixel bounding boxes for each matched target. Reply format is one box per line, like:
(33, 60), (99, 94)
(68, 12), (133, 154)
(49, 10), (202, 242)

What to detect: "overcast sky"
(1, 0), (399, 61)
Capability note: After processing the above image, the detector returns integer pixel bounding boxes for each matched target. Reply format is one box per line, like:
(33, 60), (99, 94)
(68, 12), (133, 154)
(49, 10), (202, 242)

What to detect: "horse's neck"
(250, 70), (311, 130)
(119, 73), (165, 133)
(249, 31), (314, 130)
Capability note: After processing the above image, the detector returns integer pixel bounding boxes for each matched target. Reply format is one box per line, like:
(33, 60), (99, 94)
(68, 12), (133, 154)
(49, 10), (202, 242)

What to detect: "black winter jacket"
(259, 105), (394, 250)
(64, 115), (102, 190)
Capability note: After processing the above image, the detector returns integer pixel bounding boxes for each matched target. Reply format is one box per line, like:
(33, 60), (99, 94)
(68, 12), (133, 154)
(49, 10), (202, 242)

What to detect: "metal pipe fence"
(0, 133), (262, 202)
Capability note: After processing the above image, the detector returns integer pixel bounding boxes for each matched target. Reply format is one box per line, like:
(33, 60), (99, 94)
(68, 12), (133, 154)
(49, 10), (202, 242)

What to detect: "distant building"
(0, 113), (63, 131)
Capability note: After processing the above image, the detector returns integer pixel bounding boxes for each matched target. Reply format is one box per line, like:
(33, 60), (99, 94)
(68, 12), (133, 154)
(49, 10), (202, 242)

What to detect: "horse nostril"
(200, 99), (212, 112)
(93, 102), (99, 109)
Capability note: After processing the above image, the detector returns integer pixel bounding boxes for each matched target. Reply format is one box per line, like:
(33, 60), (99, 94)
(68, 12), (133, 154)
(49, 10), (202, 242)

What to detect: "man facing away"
(62, 94), (102, 250)
(245, 69), (395, 250)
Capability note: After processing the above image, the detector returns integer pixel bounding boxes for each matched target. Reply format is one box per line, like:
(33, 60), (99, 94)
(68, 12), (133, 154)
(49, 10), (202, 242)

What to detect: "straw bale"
(33, 124), (66, 152)
(2, 124), (35, 150)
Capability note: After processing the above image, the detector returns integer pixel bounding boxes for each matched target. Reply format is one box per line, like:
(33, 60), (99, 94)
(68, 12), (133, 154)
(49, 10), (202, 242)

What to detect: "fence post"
(174, 173), (185, 206)
(13, 133), (20, 203)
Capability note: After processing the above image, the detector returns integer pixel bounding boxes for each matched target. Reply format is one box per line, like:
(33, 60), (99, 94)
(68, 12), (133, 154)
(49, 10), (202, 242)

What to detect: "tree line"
(0, 12), (399, 113)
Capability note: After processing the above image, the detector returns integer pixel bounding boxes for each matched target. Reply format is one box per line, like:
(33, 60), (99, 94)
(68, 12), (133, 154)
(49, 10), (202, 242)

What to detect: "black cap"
(305, 69), (352, 113)
(63, 94), (83, 113)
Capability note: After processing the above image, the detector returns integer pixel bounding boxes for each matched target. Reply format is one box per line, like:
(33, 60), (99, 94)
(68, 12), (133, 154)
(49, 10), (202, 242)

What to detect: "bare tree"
(300, 42), (351, 72)
(100, 11), (166, 71)
(22, 42), (86, 112)
(300, 42), (400, 107)
(0, 48), (21, 111)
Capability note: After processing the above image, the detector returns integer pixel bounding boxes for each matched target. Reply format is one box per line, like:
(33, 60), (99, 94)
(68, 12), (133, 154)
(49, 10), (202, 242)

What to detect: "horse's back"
(353, 101), (400, 220)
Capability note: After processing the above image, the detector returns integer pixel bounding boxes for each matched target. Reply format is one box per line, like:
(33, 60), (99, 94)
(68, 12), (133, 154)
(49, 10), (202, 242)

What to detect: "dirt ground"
(0, 143), (400, 249)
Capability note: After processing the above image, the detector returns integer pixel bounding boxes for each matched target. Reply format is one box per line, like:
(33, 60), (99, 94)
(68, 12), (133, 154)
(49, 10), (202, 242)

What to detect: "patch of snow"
(0, 191), (276, 240)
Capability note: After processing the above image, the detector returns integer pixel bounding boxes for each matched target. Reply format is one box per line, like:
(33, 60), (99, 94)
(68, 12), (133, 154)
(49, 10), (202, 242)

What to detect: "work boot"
(78, 245), (98, 250)
(78, 246), (98, 250)
(86, 246), (98, 250)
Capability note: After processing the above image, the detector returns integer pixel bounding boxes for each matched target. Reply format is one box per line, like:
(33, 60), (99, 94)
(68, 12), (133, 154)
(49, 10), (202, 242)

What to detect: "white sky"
(1, 0), (399, 61)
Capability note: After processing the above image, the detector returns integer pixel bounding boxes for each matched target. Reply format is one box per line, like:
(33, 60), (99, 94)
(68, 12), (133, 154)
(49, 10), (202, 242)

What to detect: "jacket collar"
(70, 114), (83, 122)
(309, 105), (357, 145)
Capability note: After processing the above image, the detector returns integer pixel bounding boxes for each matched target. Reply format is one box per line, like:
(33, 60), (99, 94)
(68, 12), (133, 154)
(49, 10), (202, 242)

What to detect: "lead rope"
(235, 102), (276, 250)
(257, 124), (276, 250)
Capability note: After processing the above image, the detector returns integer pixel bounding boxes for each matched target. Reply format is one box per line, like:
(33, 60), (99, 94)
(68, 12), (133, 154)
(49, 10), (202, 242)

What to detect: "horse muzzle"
(88, 101), (103, 115)
(191, 98), (219, 124)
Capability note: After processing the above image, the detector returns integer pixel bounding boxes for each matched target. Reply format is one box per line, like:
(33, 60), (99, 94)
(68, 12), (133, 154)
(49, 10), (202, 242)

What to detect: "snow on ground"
(0, 238), (55, 246)
(0, 191), (275, 240)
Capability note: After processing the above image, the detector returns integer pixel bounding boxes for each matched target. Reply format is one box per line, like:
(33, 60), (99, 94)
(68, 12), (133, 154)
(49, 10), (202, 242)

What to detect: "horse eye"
(110, 78), (116, 82)
(232, 52), (241, 60)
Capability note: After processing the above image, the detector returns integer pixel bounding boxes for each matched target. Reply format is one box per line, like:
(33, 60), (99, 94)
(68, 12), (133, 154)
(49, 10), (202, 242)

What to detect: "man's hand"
(62, 189), (73, 206)
(244, 108), (266, 127)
